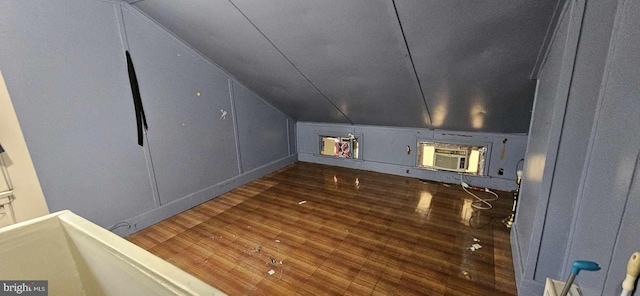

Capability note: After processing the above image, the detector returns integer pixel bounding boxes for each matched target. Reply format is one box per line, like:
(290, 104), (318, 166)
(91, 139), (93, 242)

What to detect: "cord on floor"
(460, 173), (499, 210)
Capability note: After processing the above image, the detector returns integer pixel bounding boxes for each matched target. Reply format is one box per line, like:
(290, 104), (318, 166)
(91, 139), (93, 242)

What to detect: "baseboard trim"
(298, 153), (517, 191)
(112, 154), (297, 237)
(511, 224), (524, 292)
(511, 224), (546, 296)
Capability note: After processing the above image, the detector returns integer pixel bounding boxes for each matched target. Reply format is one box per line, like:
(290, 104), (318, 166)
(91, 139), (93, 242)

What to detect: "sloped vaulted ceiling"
(129, 0), (561, 133)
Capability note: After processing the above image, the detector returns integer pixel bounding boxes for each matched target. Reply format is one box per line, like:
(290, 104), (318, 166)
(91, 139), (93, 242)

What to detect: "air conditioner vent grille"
(417, 142), (487, 175)
(435, 154), (463, 170)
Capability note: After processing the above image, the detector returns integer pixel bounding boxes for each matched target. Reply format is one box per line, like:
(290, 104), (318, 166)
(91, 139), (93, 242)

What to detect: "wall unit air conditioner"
(432, 148), (469, 172)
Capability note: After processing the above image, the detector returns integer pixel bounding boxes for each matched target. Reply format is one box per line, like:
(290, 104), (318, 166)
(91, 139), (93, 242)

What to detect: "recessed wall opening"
(417, 142), (487, 175)
(319, 135), (359, 159)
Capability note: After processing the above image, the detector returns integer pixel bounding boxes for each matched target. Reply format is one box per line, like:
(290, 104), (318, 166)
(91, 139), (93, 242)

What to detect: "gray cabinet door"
(122, 7), (239, 205)
(356, 127), (417, 166)
(0, 0), (156, 227)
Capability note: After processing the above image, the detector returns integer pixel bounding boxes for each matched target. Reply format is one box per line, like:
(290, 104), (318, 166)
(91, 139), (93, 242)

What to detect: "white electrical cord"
(460, 173), (498, 210)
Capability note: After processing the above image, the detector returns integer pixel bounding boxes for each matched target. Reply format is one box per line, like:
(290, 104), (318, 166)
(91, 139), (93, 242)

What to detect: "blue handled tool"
(560, 260), (601, 296)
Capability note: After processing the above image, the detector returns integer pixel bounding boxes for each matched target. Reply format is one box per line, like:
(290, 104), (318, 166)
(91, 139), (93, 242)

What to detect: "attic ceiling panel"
(229, 0), (431, 128)
(395, 0), (557, 133)
(131, 0), (348, 123)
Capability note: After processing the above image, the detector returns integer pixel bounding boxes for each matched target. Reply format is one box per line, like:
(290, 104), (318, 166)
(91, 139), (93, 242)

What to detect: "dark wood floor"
(127, 162), (517, 295)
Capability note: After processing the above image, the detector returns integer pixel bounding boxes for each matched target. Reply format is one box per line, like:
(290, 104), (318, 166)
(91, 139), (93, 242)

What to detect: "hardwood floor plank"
(127, 162), (517, 295)
(343, 280), (375, 296)
(301, 268), (351, 295)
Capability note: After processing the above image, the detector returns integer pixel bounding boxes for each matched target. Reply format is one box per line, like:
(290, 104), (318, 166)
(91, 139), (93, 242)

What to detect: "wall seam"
(116, 2), (162, 208)
(390, 0), (432, 128)
(226, 0), (353, 125)
(531, 0), (571, 78)
(229, 79), (243, 175)
(124, 3), (296, 123)
(559, 0), (626, 278)
(525, 0), (587, 281)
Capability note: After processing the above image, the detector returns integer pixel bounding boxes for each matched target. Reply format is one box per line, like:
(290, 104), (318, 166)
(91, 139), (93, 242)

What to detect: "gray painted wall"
(287, 118), (297, 155)
(0, 0), (296, 235)
(535, 0), (618, 282)
(297, 122), (527, 191)
(229, 0), (430, 128)
(123, 7), (240, 206)
(515, 9), (568, 275)
(512, 0), (640, 295)
(132, 0), (350, 125)
(129, 0), (560, 133)
(232, 80), (289, 173)
(0, 0), (156, 227)
(564, 0), (640, 293)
